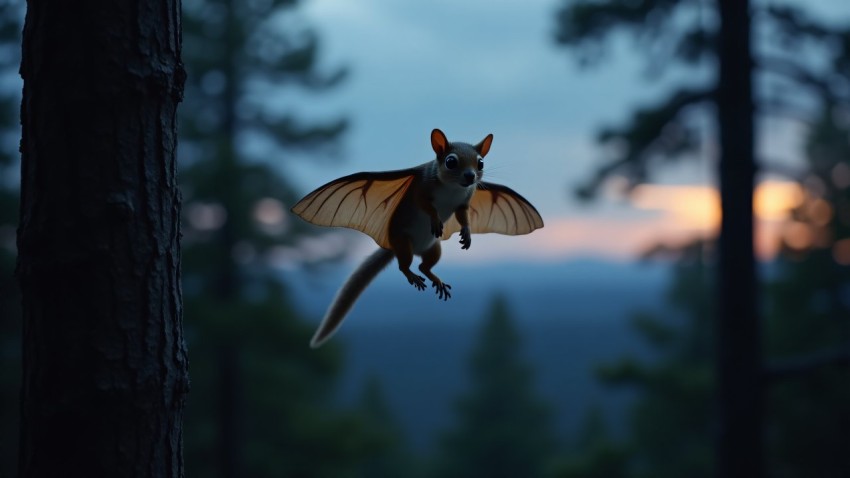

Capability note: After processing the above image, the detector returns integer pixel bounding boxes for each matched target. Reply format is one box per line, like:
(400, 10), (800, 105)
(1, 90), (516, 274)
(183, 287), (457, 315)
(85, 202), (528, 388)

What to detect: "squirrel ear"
(431, 128), (449, 156)
(475, 133), (493, 157)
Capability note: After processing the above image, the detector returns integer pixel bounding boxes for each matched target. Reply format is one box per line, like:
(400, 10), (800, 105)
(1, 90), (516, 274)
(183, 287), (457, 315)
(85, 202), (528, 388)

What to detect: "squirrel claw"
(432, 281), (452, 301)
(410, 274), (426, 291)
(431, 220), (443, 238)
(459, 226), (471, 250)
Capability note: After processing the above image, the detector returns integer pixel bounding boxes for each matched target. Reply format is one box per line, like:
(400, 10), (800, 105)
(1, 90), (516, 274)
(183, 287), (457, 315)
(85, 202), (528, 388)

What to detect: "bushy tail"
(310, 248), (394, 348)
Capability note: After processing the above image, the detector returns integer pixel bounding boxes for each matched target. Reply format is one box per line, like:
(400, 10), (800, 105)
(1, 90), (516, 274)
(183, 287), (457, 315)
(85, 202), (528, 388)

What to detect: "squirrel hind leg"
(389, 233), (426, 291)
(419, 242), (451, 300)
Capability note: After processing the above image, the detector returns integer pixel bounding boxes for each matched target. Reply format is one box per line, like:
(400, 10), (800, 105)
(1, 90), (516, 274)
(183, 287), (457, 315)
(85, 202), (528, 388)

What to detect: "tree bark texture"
(17, 1), (188, 477)
(715, 0), (762, 477)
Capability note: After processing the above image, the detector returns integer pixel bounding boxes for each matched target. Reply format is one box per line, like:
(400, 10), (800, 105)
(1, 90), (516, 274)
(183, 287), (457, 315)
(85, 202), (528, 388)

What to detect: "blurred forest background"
(3, 0), (850, 477)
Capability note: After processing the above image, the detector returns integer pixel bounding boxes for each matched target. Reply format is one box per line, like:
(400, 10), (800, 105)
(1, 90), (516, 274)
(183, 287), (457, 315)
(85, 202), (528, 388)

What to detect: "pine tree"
(176, 1), (384, 476)
(554, 2), (850, 476)
(353, 377), (417, 478)
(563, 104), (850, 476)
(551, 407), (629, 478)
(435, 294), (555, 478)
(178, 0), (347, 314)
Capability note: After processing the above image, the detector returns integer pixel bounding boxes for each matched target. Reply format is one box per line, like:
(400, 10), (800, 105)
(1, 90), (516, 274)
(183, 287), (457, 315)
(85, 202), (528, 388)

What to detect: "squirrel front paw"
(459, 226), (471, 250)
(431, 219), (443, 238)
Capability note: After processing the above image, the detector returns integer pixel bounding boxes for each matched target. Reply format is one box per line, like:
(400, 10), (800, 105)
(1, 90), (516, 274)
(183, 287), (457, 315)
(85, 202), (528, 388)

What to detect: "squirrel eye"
(477, 158), (484, 170)
(444, 154), (458, 170)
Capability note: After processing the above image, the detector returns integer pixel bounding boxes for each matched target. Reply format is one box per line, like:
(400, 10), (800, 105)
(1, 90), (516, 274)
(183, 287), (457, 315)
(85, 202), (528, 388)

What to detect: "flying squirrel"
(291, 129), (544, 347)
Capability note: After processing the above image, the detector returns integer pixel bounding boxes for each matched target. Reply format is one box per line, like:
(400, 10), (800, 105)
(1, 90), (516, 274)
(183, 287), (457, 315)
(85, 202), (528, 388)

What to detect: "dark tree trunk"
(16, 1), (188, 477)
(715, 0), (762, 477)
(217, 343), (242, 478)
(214, 1), (244, 475)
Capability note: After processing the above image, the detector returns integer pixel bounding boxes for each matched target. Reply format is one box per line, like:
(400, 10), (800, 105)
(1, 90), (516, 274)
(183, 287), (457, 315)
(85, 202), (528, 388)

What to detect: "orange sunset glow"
(630, 180), (805, 259)
(440, 180), (804, 263)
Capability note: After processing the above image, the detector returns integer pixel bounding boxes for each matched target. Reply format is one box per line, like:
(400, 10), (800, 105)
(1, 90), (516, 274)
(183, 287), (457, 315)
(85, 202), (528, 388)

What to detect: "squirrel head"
(430, 128), (492, 188)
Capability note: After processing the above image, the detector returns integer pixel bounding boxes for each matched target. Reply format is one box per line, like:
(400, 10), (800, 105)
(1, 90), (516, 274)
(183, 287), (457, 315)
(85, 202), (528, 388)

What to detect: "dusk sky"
(271, 0), (847, 265)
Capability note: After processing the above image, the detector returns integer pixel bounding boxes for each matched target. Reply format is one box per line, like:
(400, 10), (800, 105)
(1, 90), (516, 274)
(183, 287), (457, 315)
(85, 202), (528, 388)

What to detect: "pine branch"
(576, 86), (713, 199)
(757, 56), (849, 102)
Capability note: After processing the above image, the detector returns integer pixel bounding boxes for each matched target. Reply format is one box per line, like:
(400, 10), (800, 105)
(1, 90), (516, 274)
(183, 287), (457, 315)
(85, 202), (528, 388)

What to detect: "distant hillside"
(283, 259), (671, 451)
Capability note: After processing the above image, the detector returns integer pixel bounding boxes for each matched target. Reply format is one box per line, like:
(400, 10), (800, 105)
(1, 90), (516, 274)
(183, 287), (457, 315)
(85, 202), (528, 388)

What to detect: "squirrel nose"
(463, 171), (475, 183)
